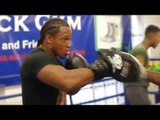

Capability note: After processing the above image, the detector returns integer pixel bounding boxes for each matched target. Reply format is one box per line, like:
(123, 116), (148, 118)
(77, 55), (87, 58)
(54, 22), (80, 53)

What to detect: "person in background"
(125, 25), (160, 105)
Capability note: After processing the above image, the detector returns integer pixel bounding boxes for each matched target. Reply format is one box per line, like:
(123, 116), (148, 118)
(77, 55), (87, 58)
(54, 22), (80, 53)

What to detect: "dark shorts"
(125, 86), (151, 105)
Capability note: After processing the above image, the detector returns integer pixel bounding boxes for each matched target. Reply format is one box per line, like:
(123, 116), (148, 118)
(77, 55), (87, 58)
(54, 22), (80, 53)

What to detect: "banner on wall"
(94, 15), (123, 50)
(0, 15), (97, 86)
(0, 15), (130, 86)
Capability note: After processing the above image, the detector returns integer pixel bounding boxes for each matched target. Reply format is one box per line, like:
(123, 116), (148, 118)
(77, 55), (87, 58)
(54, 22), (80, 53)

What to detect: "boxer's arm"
(56, 91), (66, 105)
(134, 55), (160, 85)
(37, 64), (94, 95)
(147, 70), (160, 85)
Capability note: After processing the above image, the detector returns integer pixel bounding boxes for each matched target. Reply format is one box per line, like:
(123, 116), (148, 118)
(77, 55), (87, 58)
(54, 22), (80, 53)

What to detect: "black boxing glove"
(65, 53), (89, 69)
(97, 48), (148, 82)
(65, 53), (110, 80)
(89, 59), (109, 80)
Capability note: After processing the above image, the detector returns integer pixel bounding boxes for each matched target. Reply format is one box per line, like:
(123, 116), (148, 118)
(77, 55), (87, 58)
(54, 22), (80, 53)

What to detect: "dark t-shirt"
(20, 48), (64, 105)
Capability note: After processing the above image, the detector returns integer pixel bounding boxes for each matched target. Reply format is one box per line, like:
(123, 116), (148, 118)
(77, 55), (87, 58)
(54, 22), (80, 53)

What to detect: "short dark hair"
(145, 25), (160, 37)
(37, 18), (69, 47)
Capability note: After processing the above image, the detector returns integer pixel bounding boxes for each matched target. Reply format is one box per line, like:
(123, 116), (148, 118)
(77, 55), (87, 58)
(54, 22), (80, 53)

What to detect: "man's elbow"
(63, 85), (80, 95)
(66, 89), (80, 95)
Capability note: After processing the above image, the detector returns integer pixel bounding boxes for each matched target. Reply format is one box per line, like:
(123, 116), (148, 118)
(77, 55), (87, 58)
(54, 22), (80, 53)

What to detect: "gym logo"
(94, 15), (123, 50)
(108, 54), (123, 73)
(120, 61), (130, 78)
(101, 22), (118, 43)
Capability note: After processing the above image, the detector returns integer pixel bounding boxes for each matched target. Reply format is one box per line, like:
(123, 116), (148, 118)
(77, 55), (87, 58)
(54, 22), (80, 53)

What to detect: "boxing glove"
(65, 53), (110, 80)
(65, 53), (89, 69)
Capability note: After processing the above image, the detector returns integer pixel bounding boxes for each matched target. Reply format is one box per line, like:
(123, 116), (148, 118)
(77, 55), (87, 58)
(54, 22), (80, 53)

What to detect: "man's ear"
(45, 34), (53, 44)
(150, 32), (157, 39)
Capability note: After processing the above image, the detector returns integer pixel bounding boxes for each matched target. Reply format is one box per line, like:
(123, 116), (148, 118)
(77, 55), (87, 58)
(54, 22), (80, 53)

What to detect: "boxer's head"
(145, 25), (160, 48)
(38, 18), (72, 58)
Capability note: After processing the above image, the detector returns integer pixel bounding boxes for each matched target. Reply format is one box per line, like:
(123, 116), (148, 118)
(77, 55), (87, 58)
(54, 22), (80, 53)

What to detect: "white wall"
(131, 15), (144, 48)
(0, 85), (22, 105)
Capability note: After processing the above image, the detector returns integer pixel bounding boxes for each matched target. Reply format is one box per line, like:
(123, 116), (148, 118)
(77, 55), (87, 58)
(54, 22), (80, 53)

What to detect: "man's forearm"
(65, 68), (94, 93)
(147, 70), (160, 85)
(37, 65), (94, 95)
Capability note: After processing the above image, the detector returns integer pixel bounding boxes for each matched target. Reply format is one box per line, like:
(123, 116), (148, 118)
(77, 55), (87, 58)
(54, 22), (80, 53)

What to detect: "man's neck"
(142, 39), (151, 50)
(39, 45), (55, 57)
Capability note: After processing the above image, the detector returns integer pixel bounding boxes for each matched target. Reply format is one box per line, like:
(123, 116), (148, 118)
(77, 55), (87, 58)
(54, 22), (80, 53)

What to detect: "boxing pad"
(98, 48), (148, 82)
(120, 51), (148, 81)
